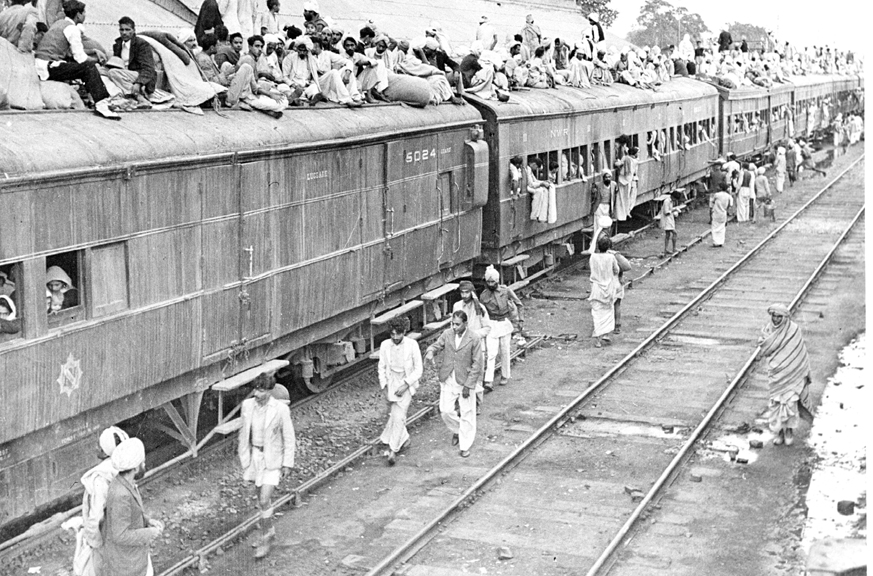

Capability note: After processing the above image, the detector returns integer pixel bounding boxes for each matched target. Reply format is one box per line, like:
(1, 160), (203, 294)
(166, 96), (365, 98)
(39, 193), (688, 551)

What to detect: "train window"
(562, 148), (580, 181)
(659, 129), (668, 154)
(646, 131), (655, 157)
(90, 243), (129, 318)
(547, 151), (559, 184)
(46, 251), (84, 327)
(591, 143), (600, 174)
(580, 145), (589, 177)
(669, 127), (676, 152)
(0, 262), (22, 342)
(630, 134), (639, 154)
(603, 140), (612, 173)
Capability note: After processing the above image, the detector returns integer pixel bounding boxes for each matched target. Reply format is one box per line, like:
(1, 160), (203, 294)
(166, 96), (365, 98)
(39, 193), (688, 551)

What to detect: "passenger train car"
(0, 72), (862, 527)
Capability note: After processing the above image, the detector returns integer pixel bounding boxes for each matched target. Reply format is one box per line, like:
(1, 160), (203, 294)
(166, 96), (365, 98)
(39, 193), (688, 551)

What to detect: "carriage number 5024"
(405, 149), (437, 163)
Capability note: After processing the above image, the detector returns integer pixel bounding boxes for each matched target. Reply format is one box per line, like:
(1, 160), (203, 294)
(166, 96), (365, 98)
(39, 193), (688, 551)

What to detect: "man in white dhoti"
(377, 316), (423, 466)
(710, 184), (733, 247)
(479, 265), (522, 390)
(615, 147), (639, 221)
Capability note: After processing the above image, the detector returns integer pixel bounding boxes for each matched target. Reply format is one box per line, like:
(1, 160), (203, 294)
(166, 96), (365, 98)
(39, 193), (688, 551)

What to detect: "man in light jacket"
(425, 310), (484, 458)
(238, 373), (296, 558)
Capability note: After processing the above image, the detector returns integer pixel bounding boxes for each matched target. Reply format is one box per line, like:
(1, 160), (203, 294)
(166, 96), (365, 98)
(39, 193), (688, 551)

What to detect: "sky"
(606, 0), (867, 54)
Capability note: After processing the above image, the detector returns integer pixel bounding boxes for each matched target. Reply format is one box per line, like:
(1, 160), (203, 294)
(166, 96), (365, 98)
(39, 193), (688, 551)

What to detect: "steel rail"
(584, 204), (865, 576)
(363, 154), (865, 576)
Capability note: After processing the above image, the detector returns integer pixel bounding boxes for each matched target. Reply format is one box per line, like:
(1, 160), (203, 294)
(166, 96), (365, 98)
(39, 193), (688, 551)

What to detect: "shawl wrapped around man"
(759, 304), (814, 431)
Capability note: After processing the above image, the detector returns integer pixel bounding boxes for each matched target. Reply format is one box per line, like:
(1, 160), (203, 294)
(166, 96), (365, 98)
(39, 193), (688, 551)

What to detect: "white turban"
(484, 265), (500, 282)
(111, 438), (145, 472)
(423, 37), (439, 51)
(263, 34), (282, 45)
(303, 1), (319, 12)
(588, 12), (599, 23)
(295, 36), (314, 49)
(177, 28), (196, 45)
(99, 426), (129, 457)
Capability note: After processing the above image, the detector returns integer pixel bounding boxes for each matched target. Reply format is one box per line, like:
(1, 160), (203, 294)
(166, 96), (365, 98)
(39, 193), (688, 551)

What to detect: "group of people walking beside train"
(0, 0), (863, 114)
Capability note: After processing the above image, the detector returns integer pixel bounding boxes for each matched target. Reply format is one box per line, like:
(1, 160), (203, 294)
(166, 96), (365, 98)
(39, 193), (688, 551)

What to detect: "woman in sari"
(588, 234), (620, 348)
(757, 304), (814, 446)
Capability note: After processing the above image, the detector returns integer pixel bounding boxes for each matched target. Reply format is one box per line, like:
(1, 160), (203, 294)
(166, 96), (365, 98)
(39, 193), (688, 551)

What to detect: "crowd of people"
(1, 0), (863, 115)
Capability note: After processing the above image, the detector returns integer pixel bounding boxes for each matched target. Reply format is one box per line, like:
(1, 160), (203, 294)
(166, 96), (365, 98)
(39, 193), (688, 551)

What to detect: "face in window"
(0, 296), (15, 320)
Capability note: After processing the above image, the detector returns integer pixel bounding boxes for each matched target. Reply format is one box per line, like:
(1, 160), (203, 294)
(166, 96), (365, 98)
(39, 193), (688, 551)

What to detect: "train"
(0, 71), (862, 529)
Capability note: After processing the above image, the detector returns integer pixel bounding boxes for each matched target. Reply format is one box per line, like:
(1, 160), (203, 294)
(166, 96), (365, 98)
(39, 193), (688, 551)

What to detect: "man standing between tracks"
(100, 438), (164, 576)
(425, 311), (484, 458)
(377, 316), (423, 465)
(238, 374), (296, 558)
(453, 280), (491, 412)
(479, 265), (522, 391)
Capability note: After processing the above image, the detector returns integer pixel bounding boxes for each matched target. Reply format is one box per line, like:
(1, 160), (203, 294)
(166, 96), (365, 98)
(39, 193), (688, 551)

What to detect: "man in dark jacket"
(108, 16), (156, 105)
(718, 29), (732, 52)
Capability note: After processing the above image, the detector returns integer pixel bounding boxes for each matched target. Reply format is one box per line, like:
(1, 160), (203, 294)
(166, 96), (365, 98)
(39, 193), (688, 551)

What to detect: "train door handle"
(387, 208), (395, 236)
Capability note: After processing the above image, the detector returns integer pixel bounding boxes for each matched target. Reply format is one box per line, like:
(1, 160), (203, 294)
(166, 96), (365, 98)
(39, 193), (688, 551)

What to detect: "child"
(508, 155), (523, 196)
(659, 190), (682, 256)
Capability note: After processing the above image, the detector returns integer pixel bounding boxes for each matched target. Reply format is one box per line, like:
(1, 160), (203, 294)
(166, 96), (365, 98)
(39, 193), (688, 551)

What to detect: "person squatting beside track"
(479, 265), (522, 390)
(452, 281), (491, 413)
(425, 310), (484, 458)
(757, 304), (814, 446)
(377, 316), (423, 465)
(237, 374), (296, 558)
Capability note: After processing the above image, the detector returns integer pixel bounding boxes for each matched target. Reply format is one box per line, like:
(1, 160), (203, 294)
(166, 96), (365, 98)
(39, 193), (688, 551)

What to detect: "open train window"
(668, 127), (675, 151)
(646, 131), (654, 157)
(603, 140), (612, 173)
(547, 151), (559, 184)
(0, 262), (22, 343)
(579, 145), (589, 178)
(563, 148), (580, 181)
(630, 134), (639, 153)
(591, 143), (600, 174)
(46, 251), (84, 328)
(659, 129), (668, 154)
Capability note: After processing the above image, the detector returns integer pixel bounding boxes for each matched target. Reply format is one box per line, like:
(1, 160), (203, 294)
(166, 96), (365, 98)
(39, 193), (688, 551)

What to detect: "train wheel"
(305, 372), (334, 394)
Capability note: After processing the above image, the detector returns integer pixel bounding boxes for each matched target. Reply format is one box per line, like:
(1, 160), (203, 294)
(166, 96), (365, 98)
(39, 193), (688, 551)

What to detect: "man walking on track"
(425, 310), (484, 458)
(377, 316), (423, 465)
(710, 183), (733, 247)
(100, 438), (164, 576)
(238, 374), (296, 558)
(453, 280), (490, 412)
(757, 304), (814, 447)
(479, 265), (521, 390)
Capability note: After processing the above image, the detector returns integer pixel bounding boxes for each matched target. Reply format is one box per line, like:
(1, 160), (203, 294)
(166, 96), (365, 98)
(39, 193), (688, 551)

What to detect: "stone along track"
(363, 157), (865, 576)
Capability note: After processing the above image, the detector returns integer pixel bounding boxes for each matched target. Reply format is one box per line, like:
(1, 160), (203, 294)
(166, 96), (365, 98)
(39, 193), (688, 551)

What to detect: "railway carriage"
(0, 104), (487, 524)
(469, 78), (719, 269)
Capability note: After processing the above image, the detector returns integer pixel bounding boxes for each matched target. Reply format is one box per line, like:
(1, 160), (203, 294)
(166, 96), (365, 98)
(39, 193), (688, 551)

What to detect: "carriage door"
(437, 171), (456, 267)
(237, 161), (273, 351)
(385, 138), (440, 292)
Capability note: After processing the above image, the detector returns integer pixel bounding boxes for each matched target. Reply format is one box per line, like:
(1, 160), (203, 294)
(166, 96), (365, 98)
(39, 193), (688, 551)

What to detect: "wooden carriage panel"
(240, 277), (272, 345)
(72, 178), (125, 245)
(357, 242), (384, 302)
(0, 189), (33, 260)
(201, 288), (240, 358)
(200, 219), (239, 291)
(274, 252), (359, 333)
(359, 145), (386, 245)
(242, 210), (275, 278)
(272, 205), (304, 269)
(32, 185), (74, 254)
(386, 136), (440, 235)
(239, 161), (268, 213)
(202, 165), (238, 219)
(401, 224), (440, 284)
(128, 226), (202, 308)
(302, 192), (360, 262)
(127, 169), (202, 233)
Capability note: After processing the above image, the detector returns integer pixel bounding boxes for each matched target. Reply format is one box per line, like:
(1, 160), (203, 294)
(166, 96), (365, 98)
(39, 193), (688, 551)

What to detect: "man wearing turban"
(479, 265), (523, 389)
(100, 438), (164, 576)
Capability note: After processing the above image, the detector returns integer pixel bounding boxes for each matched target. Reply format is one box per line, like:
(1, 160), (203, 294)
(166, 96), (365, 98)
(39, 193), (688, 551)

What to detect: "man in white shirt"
(377, 316), (423, 465)
(33, 0), (114, 116)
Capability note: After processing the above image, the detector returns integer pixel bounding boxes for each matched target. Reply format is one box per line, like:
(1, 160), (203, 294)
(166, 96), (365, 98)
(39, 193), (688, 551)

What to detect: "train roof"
(467, 78), (718, 121)
(0, 103), (483, 181)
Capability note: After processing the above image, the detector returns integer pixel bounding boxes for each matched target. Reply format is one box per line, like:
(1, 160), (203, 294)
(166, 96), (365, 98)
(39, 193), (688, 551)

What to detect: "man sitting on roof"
(195, 0), (222, 47)
(281, 35), (358, 107)
(342, 35), (389, 103)
(214, 28), (240, 69)
(34, 0), (114, 116)
(0, 0), (39, 53)
(105, 17), (156, 108)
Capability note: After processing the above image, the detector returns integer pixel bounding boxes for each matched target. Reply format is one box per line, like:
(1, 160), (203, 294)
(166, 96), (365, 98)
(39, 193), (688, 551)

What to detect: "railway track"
(361, 155), (865, 576)
(3, 150), (862, 576)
